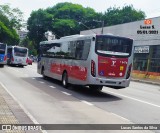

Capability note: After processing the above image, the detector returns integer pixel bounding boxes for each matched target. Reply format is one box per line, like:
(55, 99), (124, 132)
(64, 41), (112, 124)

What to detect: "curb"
(131, 79), (160, 86)
(0, 83), (34, 125)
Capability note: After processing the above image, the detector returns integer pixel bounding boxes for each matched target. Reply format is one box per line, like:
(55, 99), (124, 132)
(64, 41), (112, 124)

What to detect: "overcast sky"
(0, 0), (160, 21)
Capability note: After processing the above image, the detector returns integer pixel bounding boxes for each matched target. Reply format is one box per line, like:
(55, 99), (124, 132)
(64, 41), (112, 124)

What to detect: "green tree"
(103, 5), (145, 26)
(27, 2), (100, 44)
(0, 18), (19, 45)
(0, 4), (24, 45)
(27, 3), (146, 46)
(48, 3), (100, 32)
(27, 9), (53, 45)
(20, 37), (37, 56)
(52, 19), (76, 37)
(0, 4), (24, 30)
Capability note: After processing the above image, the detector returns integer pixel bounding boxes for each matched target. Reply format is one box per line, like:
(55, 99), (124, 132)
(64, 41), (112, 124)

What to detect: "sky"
(0, 0), (160, 21)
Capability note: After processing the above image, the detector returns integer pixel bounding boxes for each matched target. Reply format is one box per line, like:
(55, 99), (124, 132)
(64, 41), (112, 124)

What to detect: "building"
(18, 30), (28, 41)
(80, 17), (160, 79)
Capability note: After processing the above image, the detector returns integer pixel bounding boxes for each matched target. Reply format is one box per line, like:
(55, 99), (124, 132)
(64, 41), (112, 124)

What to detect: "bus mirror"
(92, 37), (95, 41)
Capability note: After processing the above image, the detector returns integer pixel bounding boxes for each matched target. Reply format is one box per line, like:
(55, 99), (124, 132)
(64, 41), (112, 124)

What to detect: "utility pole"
(78, 22), (97, 34)
(101, 20), (104, 34)
(93, 20), (104, 34)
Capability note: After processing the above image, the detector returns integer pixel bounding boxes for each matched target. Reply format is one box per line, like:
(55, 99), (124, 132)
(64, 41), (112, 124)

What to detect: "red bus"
(37, 34), (134, 91)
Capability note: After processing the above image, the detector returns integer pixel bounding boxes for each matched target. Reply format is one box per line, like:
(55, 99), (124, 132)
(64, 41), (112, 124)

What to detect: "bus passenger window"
(75, 40), (84, 60)
(75, 40), (91, 60)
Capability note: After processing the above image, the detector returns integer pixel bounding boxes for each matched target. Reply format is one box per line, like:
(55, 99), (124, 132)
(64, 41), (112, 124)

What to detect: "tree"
(27, 3), (146, 46)
(103, 5), (145, 26)
(0, 4), (24, 30)
(0, 4), (24, 45)
(27, 9), (53, 45)
(27, 2), (100, 44)
(0, 15), (19, 45)
(20, 37), (37, 56)
(52, 19), (76, 37)
(48, 3), (101, 32)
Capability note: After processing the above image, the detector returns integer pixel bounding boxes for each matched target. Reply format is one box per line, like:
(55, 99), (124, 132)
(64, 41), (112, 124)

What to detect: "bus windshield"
(0, 43), (6, 54)
(95, 35), (133, 57)
(14, 47), (27, 57)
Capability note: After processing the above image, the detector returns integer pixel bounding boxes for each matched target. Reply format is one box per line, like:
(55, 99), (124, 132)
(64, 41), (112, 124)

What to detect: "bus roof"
(40, 34), (133, 45)
(60, 34), (84, 39)
(7, 45), (28, 49)
(0, 43), (6, 45)
(40, 34), (95, 45)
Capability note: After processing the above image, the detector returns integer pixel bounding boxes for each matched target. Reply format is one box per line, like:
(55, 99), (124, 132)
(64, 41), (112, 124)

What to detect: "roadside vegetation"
(0, 2), (146, 56)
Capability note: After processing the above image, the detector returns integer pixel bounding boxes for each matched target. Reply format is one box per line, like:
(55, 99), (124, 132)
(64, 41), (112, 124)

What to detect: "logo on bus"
(99, 70), (104, 76)
(120, 61), (127, 64)
(79, 66), (86, 72)
(111, 61), (116, 66)
(108, 72), (115, 76)
(119, 72), (123, 76)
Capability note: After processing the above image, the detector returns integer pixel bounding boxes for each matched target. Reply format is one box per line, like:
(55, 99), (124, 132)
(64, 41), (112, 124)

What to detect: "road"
(0, 63), (160, 133)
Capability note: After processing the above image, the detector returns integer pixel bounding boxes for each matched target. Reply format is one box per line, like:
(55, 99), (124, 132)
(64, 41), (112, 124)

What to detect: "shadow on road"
(7, 64), (25, 68)
(21, 76), (122, 102)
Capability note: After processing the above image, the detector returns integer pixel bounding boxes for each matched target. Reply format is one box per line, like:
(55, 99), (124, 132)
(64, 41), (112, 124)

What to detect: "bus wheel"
(19, 65), (24, 68)
(62, 72), (68, 88)
(113, 86), (125, 89)
(0, 65), (4, 68)
(41, 67), (46, 79)
(89, 85), (103, 91)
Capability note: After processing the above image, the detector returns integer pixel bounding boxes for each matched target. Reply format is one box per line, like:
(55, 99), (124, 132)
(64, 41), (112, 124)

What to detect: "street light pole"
(101, 20), (104, 34)
(78, 22), (97, 34)
(93, 20), (104, 34)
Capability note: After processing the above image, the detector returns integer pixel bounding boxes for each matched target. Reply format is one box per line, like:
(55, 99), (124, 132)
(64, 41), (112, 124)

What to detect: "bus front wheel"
(0, 64), (4, 68)
(41, 67), (47, 79)
(62, 72), (68, 88)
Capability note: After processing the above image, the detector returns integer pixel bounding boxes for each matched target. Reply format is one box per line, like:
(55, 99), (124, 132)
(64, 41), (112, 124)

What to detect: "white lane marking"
(81, 100), (93, 106)
(104, 90), (160, 108)
(110, 113), (130, 122)
(7, 67), (29, 77)
(61, 91), (71, 96)
(49, 86), (55, 88)
(28, 67), (37, 71)
(7, 67), (20, 73)
(0, 82), (47, 133)
(32, 78), (35, 79)
(39, 81), (44, 84)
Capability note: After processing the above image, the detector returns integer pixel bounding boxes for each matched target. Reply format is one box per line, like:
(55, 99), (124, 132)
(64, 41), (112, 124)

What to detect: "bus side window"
(82, 39), (91, 60)
(75, 40), (84, 60)
(68, 41), (76, 59)
(75, 39), (91, 60)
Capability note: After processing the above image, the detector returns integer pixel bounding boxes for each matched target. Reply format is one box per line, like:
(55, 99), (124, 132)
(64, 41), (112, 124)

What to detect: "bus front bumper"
(0, 61), (6, 65)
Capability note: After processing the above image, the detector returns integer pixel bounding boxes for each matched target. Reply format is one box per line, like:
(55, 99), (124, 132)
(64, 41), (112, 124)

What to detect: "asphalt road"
(0, 63), (160, 133)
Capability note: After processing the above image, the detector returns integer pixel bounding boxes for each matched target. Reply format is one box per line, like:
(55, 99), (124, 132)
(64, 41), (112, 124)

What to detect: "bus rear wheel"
(0, 64), (4, 67)
(62, 72), (68, 88)
(89, 85), (103, 91)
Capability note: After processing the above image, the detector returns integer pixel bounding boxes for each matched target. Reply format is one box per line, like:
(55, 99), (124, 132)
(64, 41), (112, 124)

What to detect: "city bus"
(7, 46), (28, 67)
(0, 43), (7, 67)
(37, 34), (134, 90)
